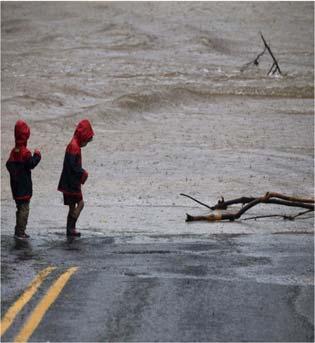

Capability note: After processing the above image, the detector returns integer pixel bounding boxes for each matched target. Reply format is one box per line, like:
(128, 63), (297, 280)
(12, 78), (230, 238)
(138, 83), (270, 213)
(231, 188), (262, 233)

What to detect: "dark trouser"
(15, 201), (30, 235)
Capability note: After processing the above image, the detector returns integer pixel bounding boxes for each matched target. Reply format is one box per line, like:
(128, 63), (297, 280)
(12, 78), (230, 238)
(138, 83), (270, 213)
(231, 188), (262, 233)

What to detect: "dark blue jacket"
(58, 120), (93, 196)
(58, 137), (88, 196)
(6, 120), (41, 201)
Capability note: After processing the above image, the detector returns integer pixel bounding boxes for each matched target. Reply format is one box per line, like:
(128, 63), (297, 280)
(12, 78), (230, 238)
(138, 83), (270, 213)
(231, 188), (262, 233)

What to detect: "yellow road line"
(14, 267), (78, 343)
(1, 266), (56, 337)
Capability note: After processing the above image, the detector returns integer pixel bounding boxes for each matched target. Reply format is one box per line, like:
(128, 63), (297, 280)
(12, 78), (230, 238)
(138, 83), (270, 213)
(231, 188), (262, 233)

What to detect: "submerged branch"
(241, 33), (282, 75)
(240, 46), (267, 72)
(260, 32), (282, 75)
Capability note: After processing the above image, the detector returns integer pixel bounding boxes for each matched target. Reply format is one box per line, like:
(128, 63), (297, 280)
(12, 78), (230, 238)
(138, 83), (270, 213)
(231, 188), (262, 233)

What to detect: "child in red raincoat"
(6, 120), (41, 239)
(58, 119), (94, 237)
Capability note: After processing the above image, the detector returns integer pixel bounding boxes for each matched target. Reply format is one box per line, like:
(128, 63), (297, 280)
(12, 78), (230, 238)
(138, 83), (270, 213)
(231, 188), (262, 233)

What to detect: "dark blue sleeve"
(25, 153), (41, 170)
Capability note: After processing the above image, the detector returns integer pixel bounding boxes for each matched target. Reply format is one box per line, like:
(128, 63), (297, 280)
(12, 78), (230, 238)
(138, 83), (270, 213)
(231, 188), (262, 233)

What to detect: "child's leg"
(15, 206), (19, 235)
(67, 204), (76, 232)
(73, 200), (84, 220)
(68, 200), (84, 220)
(67, 200), (84, 236)
(15, 201), (30, 237)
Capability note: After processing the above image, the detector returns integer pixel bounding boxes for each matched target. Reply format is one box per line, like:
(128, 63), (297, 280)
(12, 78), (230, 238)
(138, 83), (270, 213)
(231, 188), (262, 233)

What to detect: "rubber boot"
(14, 209), (19, 237)
(66, 215), (81, 237)
(71, 218), (81, 237)
(15, 202), (30, 239)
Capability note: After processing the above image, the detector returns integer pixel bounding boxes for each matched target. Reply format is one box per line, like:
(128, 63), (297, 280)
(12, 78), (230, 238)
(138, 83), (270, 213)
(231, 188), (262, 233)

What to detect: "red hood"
(15, 120), (30, 147)
(74, 119), (94, 146)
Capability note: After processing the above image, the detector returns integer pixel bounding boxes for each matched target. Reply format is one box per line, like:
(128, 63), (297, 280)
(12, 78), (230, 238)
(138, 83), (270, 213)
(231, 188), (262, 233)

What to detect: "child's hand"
(34, 149), (41, 158)
(81, 170), (88, 184)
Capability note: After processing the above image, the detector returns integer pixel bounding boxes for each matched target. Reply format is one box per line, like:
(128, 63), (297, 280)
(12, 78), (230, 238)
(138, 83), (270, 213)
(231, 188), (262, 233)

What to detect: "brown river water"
(1, 2), (314, 239)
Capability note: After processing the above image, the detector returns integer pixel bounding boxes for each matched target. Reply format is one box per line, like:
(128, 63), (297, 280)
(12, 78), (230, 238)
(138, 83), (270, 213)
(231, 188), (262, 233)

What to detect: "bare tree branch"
(241, 33), (282, 75)
(240, 46), (267, 72)
(180, 193), (314, 211)
(182, 192), (314, 222)
(260, 32), (282, 75)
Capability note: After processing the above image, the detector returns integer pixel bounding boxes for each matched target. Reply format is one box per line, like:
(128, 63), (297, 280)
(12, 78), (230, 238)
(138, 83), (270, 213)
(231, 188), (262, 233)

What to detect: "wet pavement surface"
(1, 232), (314, 342)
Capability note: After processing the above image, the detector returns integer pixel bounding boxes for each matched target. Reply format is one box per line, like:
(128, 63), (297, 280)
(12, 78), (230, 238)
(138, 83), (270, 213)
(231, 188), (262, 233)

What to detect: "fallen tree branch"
(186, 197), (262, 222)
(243, 214), (292, 221)
(264, 192), (314, 204)
(243, 209), (313, 221)
(180, 193), (213, 210)
(182, 192), (314, 222)
(180, 193), (315, 211)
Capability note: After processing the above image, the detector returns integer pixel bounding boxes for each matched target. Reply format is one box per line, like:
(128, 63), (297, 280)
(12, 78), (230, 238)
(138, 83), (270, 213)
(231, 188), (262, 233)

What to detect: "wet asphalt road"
(1, 232), (314, 342)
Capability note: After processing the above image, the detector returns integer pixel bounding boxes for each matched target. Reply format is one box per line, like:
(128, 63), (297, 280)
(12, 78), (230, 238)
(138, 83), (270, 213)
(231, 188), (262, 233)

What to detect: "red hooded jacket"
(58, 119), (94, 197)
(6, 120), (41, 201)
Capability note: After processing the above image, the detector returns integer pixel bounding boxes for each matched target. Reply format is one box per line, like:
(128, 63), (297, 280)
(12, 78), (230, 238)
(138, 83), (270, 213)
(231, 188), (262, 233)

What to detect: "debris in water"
(181, 192), (314, 222)
(241, 32), (282, 76)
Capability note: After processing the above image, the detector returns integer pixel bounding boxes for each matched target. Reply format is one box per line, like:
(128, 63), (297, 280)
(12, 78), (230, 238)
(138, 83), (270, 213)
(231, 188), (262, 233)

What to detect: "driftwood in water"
(181, 192), (314, 222)
(241, 33), (282, 75)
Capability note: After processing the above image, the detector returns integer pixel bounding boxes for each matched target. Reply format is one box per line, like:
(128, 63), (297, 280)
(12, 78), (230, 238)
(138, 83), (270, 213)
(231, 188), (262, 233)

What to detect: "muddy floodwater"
(1, 2), (313, 237)
(1, 2), (314, 342)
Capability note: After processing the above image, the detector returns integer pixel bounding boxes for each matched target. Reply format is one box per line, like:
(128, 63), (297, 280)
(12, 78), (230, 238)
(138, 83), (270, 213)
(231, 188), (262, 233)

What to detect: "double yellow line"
(1, 266), (78, 342)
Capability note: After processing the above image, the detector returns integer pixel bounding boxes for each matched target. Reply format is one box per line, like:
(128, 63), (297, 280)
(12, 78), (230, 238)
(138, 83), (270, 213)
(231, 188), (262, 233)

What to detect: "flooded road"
(1, 2), (314, 235)
(1, 2), (314, 342)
